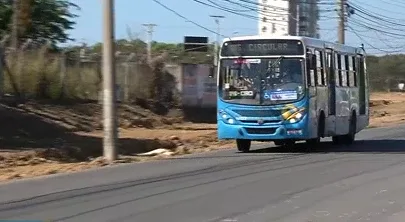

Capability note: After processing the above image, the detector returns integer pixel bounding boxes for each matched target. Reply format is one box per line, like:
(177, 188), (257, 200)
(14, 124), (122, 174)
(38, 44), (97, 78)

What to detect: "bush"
(1, 47), (180, 109)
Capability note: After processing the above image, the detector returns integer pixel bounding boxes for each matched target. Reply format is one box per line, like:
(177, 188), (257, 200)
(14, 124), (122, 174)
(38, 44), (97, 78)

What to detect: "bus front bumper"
(217, 120), (309, 141)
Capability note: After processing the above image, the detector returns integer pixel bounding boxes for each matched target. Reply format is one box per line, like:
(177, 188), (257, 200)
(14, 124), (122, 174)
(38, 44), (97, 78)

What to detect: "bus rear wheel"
(236, 139), (251, 152)
(343, 114), (356, 145)
(332, 136), (342, 145)
(332, 114), (356, 145)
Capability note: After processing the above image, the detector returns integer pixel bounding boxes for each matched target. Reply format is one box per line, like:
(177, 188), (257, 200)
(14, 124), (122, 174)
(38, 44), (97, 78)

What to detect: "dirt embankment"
(369, 92), (405, 127)
(1, 92), (404, 181)
(0, 101), (229, 181)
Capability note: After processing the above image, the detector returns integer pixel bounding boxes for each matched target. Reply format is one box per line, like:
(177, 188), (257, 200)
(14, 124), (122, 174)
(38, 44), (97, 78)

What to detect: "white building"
(258, 0), (320, 38)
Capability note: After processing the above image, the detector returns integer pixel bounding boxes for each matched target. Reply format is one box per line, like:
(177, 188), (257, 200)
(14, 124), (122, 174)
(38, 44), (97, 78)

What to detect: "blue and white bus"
(216, 35), (369, 152)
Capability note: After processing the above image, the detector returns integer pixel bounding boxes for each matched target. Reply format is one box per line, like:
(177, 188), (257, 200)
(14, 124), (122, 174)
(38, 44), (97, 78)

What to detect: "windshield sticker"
(233, 58), (261, 64)
(229, 91), (254, 97)
(246, 59), (261, 64)
(264, 90), (298, 101)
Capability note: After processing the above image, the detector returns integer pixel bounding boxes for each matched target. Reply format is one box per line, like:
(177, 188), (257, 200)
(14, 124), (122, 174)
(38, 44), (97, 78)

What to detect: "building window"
(262, 17), (267, 22)
(262, 26), (267, 32)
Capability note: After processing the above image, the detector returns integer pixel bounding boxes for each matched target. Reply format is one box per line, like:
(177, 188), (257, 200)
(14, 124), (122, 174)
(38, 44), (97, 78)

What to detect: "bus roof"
(222, 35), (365, 55)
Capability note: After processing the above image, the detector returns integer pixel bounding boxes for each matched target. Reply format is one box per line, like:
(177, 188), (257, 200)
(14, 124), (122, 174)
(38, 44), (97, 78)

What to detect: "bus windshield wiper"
(270, 56), (284, 69)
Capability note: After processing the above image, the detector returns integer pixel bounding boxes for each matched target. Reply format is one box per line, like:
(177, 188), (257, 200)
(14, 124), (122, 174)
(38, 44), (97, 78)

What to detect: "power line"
(342, 0), (405, 54)
(191, 0), (287, 26)
(348, 26), (404, 54)
(350, 0), (404, 16)
(348, 3), (405, 26)
(350, 20), (405, 38)
(191, 0), (334, 29)
(152, 0), (224, 37)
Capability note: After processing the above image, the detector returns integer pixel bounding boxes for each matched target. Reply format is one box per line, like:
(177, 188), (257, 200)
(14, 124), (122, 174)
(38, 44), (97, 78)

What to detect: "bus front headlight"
(287, 109), (305, 123)
(219, 110), (236, 124)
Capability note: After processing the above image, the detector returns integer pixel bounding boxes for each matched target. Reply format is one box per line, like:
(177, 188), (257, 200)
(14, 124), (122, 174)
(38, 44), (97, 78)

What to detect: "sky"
(66, 0), (405, 55)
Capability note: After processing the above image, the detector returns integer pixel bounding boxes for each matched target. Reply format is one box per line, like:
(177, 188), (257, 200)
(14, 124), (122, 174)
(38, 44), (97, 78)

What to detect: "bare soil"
(369, 92), (405, 127)
(1, 92), (404, 182)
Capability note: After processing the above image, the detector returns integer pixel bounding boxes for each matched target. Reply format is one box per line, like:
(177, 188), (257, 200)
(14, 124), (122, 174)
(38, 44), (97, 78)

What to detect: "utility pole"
(210, 15), (224, 66)
(11, 0), (19, 50)
(142, 23), (157, 63)
(338, 0), (345, 44)
(102, 0), (118, 162)
(296, 3), (300, 36)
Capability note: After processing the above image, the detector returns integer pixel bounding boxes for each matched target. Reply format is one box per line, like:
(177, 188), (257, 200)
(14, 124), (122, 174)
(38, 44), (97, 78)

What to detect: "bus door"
(325, 48), (336, 116)
(357, 53), (367, 115)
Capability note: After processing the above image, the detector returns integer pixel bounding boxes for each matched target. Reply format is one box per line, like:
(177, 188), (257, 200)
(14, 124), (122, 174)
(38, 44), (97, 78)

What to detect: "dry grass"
(4, 49), (100, 100)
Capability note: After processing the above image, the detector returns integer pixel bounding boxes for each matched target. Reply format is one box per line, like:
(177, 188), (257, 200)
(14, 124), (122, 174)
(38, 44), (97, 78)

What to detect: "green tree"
(0, 0), (79, 45)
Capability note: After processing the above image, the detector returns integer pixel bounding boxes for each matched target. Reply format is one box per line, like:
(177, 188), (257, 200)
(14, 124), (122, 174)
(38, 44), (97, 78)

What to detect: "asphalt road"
(2, 125), (405, 222)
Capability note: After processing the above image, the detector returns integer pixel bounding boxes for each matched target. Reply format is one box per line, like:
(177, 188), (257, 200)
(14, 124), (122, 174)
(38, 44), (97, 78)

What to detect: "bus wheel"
(274, 140), (284, 146)
(282, 140), (296, 151)
(306, 137), (320, 146)
(305, 115), (323, 150)
(343, 114), (357, 145)
(332, 136), (342, 145)
(236, 139), (251, 152)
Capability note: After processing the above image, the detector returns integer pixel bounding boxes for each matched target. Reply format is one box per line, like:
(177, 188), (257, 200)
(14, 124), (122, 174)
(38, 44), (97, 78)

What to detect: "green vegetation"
(0, 0), (78, 45)
(86, 39), (215, 64)
(366, 55), (405, 91)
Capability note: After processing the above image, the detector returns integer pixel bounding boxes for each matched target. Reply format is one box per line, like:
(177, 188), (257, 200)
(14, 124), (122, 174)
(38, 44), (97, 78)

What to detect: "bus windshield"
(218, 57), (305, 105)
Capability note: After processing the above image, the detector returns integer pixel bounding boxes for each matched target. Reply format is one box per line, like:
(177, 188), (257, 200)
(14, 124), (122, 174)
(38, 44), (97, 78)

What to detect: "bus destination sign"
(220, 39), (304, 56)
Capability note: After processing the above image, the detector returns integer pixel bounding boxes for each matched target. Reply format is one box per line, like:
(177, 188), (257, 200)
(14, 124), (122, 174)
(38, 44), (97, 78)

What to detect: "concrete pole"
(296, 3), (300, 36)
(102, 0), (118, 161)
(11, 0), (19, 50)
(142, 24), (157, 63)
(210, 15), (224, 66)
(338, 0), (345, 44)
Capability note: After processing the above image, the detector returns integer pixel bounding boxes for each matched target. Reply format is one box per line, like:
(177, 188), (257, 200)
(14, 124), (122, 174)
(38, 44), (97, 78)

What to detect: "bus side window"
(315, 50), (325, 86)
(326, 52), (333, 84)
(307, 52), (316, 86)
(340, 54), (348, 87)
(335, 54), (341, 86)
(348, 56), (356, 87)
(345, 55), (350, 86)
(352, 56), (357, 86)
(320, 51), (327, 85)
(358, 55), (365, 85)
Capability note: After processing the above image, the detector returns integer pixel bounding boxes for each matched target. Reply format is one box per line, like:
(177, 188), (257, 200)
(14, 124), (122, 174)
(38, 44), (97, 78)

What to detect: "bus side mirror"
(306, 58), (311, 70)
(208, 66), (215, 78)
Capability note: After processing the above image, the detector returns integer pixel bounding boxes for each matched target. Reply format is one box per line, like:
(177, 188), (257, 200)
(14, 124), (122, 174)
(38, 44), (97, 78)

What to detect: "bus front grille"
(244, 128), (277, 135)
(232, 109), (281, 117)
(240, 120), (281, 124)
